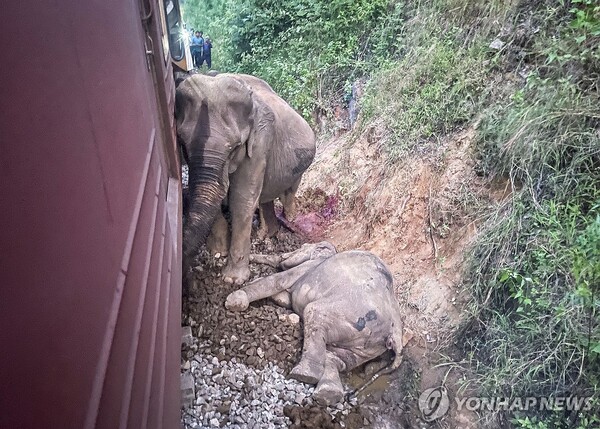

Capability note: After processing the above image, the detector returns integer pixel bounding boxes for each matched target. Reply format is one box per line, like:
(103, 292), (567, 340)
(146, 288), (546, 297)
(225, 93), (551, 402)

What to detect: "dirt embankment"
(296, 124), (496, 428)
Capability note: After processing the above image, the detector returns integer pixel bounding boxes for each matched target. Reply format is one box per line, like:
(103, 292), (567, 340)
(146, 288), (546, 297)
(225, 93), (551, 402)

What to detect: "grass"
(358, 8), (489, 161)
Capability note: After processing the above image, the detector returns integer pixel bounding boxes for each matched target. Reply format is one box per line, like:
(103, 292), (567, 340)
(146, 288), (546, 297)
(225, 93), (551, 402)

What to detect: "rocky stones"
(288, 314), (300, 325)
(278, 313), (301, 325)
(181, 371), (196, 409)
(182, 164), (189, 187)
(182, 326), (194, 347)
(181, 346), (323, 428)
(489, 37), (505, 50)
(184, 245), (304, 373)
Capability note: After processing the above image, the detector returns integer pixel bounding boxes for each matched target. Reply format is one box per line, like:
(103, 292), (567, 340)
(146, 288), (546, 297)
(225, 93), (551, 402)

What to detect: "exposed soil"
(182, 124), (495, 428)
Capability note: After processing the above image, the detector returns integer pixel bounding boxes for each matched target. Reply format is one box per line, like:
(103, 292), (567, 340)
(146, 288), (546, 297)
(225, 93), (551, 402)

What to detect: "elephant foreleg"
(281, 178), (301, 220)
(224, 261), (317, 311)
(257, 200), (279, 239)
(222, 160), (265, 285)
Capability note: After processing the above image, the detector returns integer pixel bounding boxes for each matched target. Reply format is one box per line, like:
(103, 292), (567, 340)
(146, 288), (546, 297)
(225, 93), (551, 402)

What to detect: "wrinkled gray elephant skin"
(225, 242), (404, 405)
(176, 73), (316, 287)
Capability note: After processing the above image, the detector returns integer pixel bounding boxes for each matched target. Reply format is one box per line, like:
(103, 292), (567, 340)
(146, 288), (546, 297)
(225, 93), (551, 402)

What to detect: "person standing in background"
(201, 37), (212, 69)
(190, 31), (204, 68)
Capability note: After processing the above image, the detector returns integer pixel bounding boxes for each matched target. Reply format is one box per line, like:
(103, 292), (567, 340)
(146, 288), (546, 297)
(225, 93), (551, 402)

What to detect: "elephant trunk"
(183, 154), (227, 279)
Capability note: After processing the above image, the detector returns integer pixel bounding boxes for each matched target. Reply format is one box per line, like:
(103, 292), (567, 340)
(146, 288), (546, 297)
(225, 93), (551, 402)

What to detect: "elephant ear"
(310, 242), (337, 259)
(246, 95), (276, 159)
(217, 76), (255, 147)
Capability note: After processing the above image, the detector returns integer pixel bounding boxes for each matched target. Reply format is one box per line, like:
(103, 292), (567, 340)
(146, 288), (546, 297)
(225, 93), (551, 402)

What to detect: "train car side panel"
(0, 1), (182, 428)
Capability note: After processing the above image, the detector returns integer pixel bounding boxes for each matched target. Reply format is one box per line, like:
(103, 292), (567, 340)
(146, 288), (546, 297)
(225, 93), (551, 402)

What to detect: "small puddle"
(345, 370), (393, 401)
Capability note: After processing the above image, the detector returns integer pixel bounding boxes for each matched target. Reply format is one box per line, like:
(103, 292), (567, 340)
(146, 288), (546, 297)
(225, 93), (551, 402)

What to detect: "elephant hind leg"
(314, 353), (345, 406)
(280, 178), (301, 220)
(289, 303), (327, 384)
(257, 200), (279, 240)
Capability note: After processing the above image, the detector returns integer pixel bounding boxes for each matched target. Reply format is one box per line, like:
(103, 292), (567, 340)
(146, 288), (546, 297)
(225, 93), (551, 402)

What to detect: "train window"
(164, 0), (184, 61)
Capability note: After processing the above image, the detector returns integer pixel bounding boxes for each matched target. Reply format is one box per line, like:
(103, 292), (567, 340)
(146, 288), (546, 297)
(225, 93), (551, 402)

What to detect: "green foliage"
(354, 0), (517, 160)
(512, 403), (600, 429)
(181, 0), (235, 69)
(235, 0), (394, 117)
(537, 0), (600, 87)
(457, 3), (600, 423)
(570, 0), (600, 36)
(182, 0), (401, 118)
(360, 36), (486, 160)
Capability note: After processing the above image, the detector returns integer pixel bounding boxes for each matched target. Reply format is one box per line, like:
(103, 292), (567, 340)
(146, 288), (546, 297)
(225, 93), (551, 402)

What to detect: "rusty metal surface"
(0, 1), (182, 428)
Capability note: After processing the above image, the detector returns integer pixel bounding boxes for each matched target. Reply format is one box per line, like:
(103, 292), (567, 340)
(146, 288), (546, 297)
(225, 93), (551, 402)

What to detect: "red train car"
(0, 1), (189, 428)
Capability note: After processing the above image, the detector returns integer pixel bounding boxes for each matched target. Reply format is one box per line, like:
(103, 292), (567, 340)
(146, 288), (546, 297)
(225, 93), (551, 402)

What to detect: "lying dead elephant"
(225, 242), (404, 405)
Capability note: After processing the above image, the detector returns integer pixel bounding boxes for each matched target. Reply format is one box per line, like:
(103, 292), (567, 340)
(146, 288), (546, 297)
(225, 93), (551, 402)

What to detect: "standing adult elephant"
(176, 73), (316, 285)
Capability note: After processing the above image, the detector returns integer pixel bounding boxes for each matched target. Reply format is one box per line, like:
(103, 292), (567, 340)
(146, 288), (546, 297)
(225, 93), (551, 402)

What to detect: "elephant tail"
(387, 321), (404, 369)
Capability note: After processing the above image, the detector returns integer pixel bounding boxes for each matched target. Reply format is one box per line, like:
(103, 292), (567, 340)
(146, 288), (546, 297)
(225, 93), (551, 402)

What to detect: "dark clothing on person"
(193, 50), (203, 68)
(202, 41), (212, 57)
(201, 41), (212, 68)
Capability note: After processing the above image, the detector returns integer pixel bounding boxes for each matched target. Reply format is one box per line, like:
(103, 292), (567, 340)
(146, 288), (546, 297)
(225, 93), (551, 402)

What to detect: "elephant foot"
(206, 211), (229, 256)
(225, 290), (249, 311)
(314, 378), (344, 406)
(271, 291), (292, 309)
(289, 358), (324, 385)
(222, 262), (250, 286)
(258, 201), (279, 240)
(209, 247), (228, 258)
(256, 225), (268, 241)
(182, 267), (197, 297)
(257, 222), (279, 241)
(267, 224), (280, 238)
(206, 234), (229, 257)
